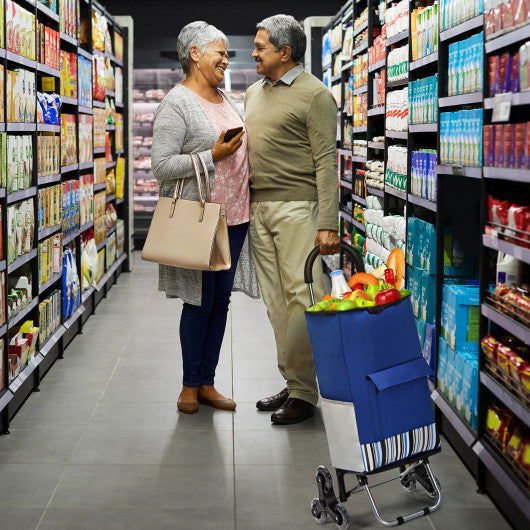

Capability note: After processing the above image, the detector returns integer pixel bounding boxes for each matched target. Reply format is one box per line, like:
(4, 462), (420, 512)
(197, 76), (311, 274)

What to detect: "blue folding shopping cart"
(304, 243), (442, 529)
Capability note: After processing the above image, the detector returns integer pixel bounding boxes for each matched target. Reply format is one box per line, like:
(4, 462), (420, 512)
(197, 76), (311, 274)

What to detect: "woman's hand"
(211, 130), (244, 162)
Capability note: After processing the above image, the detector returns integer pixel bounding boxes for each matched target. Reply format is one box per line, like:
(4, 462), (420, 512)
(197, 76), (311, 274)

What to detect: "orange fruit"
(323, 294), (333, 300)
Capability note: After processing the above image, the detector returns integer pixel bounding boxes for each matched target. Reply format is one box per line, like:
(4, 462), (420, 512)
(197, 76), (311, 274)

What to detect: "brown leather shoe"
(256, 387), (289, 411)
(177, 386), (199, 414)
(271, 398), (315, 425)
(198, 385), (236, 411)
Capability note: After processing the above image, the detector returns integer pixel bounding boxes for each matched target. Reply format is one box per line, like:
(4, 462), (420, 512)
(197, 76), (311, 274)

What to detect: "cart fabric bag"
(306, 297), (440, 473)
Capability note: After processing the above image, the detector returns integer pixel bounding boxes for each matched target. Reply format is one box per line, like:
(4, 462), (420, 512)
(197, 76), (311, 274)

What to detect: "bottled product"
(412, 2), (439, 61)
(330, 270), (350, 299)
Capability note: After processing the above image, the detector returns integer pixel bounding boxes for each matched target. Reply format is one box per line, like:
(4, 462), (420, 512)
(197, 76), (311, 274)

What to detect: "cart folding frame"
(304, 243), (442, 529)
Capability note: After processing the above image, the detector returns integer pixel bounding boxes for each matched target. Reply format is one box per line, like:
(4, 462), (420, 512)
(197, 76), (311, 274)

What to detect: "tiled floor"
(0, 253), (511, 529)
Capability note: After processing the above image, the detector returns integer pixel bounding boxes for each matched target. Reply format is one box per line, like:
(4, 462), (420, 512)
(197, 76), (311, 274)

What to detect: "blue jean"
(179, 222), (248, 387)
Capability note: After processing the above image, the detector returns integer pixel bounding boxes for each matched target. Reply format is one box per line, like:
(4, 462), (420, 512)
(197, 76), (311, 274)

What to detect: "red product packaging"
(494, 124), (504, 167)
(489, 55), (500, 96)
(513, 0), (527, 26)
(503, 124), (514, 168)
(481, 334), (500, 364)
(484, 125), (495, 166)
(514, 123), (526, 168)
(496, 344), (514, 380)
(485, 6), (497, 38)
(512, 205), (530, 247)
(500, 0), (515, 32)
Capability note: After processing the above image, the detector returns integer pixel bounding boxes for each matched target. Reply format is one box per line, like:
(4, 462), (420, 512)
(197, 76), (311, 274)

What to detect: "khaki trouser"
(250, 200), (324, 406)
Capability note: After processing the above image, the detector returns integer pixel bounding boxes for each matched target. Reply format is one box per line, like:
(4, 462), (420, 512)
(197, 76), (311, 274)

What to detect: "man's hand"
(315, 230), (340, 255)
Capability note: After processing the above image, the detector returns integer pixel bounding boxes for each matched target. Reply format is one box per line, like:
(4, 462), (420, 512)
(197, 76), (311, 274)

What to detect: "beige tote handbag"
(141, 152), (231, 271)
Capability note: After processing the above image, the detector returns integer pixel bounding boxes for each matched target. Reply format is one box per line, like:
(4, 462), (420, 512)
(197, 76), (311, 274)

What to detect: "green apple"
(365, 284), (378, 301)
(400, 288), (411, 298)
(354, 297), (376, 308)
(335, 299), (357, 311)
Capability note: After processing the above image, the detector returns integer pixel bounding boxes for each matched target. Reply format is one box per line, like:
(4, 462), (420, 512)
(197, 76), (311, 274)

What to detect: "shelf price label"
(492, 93), (512, 123)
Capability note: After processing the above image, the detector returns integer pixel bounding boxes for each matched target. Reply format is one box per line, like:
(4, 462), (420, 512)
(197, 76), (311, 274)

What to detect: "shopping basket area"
(0, 254), (511, 529)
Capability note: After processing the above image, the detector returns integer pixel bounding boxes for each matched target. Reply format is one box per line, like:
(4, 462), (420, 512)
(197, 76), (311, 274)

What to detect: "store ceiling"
(109, 0), (344, 68)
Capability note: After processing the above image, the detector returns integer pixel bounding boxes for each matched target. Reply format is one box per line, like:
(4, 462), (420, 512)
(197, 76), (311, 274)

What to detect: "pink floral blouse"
(195, 94), (250, 226)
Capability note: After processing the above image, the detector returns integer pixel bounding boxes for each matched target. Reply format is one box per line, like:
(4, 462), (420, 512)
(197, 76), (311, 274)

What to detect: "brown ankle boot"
(198, 385), (236, 411)
(177, 386), (199, 414)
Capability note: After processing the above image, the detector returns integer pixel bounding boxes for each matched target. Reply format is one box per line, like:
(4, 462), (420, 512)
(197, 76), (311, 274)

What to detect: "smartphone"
(223, 126), (244, 142)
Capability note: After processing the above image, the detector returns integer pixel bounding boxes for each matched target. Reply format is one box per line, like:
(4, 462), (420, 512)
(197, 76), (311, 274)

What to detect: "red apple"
(374, 288), (402, 306)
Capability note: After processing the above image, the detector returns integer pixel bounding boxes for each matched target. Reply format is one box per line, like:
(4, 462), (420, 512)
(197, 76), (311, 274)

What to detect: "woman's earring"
(196, 63), (200, 70)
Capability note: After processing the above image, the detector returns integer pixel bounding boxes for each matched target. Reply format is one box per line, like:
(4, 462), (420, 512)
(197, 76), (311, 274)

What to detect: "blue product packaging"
(462, 356), (478, 428)
(444, 344), (456, 402)
(443, 285), (480, 352)
(452, 350), (466, 410)
(415, 317), (426, 350)
(423, 322), (436, 374)
(420, 270), (437, 323)
(406, 265), (420, 317)
(437, 336), (448, 394)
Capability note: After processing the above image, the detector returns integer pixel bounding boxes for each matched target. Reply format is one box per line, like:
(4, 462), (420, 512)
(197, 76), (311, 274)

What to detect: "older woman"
(151, 21), (259, 414)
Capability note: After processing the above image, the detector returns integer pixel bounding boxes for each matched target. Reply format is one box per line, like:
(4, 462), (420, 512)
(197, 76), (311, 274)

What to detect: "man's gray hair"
(177, 21), (229, 75)
(256, 14), (306, 63)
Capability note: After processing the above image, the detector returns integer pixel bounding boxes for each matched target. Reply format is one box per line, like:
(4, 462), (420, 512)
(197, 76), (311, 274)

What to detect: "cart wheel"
(426, 477), (441, 498)
(316, 466), (333, 492)
(401, 478), (416, 493)
(311, 498), (328, 524)
(333, 503), (350, 530)
(415, 464), (441, 498)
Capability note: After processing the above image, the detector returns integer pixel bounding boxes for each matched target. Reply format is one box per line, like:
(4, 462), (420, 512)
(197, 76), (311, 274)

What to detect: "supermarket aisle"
(0, 253), (510, 530)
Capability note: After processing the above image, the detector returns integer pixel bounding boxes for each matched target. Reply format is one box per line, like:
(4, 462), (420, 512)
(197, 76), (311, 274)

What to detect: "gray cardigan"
(151, 84), (260, 305)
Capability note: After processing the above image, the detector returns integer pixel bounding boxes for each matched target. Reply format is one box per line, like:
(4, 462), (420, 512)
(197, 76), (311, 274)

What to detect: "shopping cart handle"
(304, 242), (365, 285)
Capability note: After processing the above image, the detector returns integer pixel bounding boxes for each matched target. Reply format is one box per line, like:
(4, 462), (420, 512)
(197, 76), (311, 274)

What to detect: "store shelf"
(63, 229), (80, 246)
(60, 96), (78, 106)
(366, 185), (384, 197)
(62, 304), (85, 330)
(352, 156), (367, 163)
(352, 42), (368, 58)
(40, 324), (67, 357)
(77, 47), (93, 60)
(386, 30), (408, 47)
(36, 62), (60, 77)
(116, 198), (124, 205)
(7, 187), (36, 204)
(105, 125), (116, 131)
(105, 161), (116, 169)
(331, 43), (342, 54)
(36, 1), (59, 22)
(0, 389), (13, 412)
(483, 167), (530, 183)
(473, 440), (530, 520)
(6, 51), (36, 69)
(342, 60), (353, 72)
(352, 125), (367, 133)
(106, 194), (116, 203)
(368, 106), (385, 116)
(410, 52), (438, 71)
(8, 298), (39, 331)
(37, 124), (60, 132)
(0, 189), (4, 199)
(0, 123), (5, 133)
(340, 179), (352, 190)
(6, 122), (36, 132)
(96, 240), (106, 251)
(431, 389), (477, 447)
(94, 147), (106, 155)
(60, 32), (78, 46)
(0, 260), (6, 272)
(94, 183), (107, 192)
(82, 286), (95, 304)
(340, 211), (353, 223)
(106, 91), (116, 98)
(368, 141), (384, 150)
(480, 372), (530, 428)
(408, 194), (437, 212)
(440, 15), (484, 42)
(79, 106), (94, 115)
(387, 77), (409, 88)
(409, 123), (437, 133)
(368, 58), (385, 73)
(481, 303), (530, 345)
(439, 92), (483, 107)
(81, 220), (95, 232)
(385, 186), (407, 200)
(352, 219), (365, 232)
(38, 174), (61, 185)
(353, 19), (368, 37)
(110, 56), (123, 67)
(485, 24), (530, 54)
(353, 85), (367, 96)
(79, 162), (94, 171)
(106, 225), (117, 237)
(483, 234), (530, 265)
(385, 130), (407, 140)
(351, 193), (366, 206)
(93, 100), (106, 109)
(39, 272), (62, 295)
(331, 72), (342, 83)
(61, 163), (79, 174)
(338, 148), (351, 157)
(484, 91), (530, 109)
(38, 223), (62, 241)
(9, 360), (37, 393)
(436, 165), (482, 179)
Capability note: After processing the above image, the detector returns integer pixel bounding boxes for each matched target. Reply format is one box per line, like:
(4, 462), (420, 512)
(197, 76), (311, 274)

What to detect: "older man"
(245, 14), (340, 424)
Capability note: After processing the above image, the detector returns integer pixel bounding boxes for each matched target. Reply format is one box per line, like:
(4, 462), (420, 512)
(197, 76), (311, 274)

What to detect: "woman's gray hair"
(177, 21), (229, 75)
(256, 15), (306, 63)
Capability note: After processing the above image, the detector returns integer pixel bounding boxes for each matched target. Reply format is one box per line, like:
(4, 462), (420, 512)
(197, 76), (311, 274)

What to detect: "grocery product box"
(419, 269), (436, 323)
(461, 355), (478, 429)
(441, 284), (480, 352)
(444, 344), (457, 403)
(437, 336), (448, 396)
(423, 323), (436, 374)
(415, 317), (426, 350)
(420, 221), (436, 275)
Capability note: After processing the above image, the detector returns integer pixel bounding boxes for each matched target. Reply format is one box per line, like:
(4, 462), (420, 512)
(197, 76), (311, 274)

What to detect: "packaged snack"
(481, 334), (500, 364)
